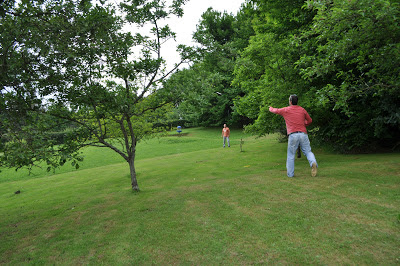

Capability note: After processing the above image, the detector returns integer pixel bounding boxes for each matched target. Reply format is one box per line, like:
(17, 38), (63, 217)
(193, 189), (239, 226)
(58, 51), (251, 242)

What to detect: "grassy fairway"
(1, 128), (399, 264)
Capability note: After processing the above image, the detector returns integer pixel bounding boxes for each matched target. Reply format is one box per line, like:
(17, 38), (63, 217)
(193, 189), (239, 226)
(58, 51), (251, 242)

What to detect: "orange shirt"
(222, 127), (230, 137)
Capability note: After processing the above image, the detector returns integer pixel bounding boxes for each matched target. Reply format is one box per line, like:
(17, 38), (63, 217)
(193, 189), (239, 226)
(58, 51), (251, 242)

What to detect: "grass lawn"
(0, 127), (399, 264)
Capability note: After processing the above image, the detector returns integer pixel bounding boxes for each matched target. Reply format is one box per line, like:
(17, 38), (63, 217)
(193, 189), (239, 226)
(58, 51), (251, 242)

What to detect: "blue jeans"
(223, 137), (230, 147)
(287, 132), (317, 177)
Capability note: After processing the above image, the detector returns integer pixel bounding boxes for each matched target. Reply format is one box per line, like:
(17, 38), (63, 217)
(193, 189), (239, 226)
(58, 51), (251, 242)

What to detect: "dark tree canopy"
(171, 0), (399, 152)
(232, 0), (400, 151)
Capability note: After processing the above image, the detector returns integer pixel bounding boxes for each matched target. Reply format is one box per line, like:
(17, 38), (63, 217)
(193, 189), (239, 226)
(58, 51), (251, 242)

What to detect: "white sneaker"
(311, 163), (318, 177)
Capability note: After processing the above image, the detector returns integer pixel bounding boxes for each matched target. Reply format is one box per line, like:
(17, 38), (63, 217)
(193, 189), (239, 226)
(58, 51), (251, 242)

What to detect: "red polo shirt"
(269, 105), (312, 135)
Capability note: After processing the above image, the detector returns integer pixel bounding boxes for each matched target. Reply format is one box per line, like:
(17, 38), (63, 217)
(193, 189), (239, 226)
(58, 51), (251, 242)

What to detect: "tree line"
(1, 0), (399, 190)
(168, 0), (400, 152)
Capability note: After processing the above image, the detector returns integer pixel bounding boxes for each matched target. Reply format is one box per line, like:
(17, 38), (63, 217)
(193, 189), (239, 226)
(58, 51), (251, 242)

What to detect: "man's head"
(223, 124), (227, 128)
(289, 94), (298, 105)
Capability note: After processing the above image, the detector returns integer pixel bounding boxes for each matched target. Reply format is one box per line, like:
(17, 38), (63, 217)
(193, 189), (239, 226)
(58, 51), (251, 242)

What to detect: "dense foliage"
(166, 5), (255, 127)
(233, 0), (316, 135)
(295, 0), (400, 151)
(174, 0), (400, 152)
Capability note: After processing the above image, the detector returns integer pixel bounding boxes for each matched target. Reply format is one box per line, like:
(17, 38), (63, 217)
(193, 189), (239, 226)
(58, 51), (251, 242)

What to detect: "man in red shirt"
(222, 124), (230, 148)
(269, 94), (318, 177)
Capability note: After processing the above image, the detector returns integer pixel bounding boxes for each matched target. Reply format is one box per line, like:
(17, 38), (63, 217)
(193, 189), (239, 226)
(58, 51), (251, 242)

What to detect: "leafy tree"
(233, 0), (316, 135)
(0, 0), (192, 190)
(295, 0), (400, 150)
(171, 6), (255, 127)
(233, 0), (399, 151)
(163, 66), (214, 126)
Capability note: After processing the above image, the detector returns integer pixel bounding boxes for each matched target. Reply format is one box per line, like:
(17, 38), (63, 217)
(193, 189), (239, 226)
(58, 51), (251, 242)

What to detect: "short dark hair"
(289, 94), (298, 105)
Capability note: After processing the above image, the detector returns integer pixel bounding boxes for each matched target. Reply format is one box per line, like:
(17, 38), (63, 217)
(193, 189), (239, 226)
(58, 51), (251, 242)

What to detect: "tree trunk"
(128, 155), (139, 191)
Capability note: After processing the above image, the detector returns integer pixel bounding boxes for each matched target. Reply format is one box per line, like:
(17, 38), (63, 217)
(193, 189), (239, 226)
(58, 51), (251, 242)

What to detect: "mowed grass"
(0, 128), (399, 264)
(0, 128), (249, 183)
